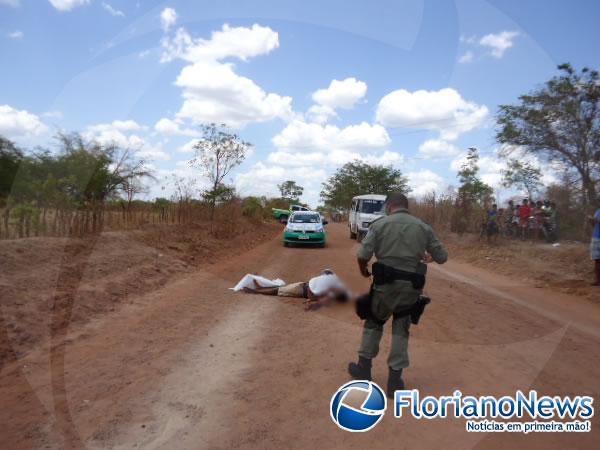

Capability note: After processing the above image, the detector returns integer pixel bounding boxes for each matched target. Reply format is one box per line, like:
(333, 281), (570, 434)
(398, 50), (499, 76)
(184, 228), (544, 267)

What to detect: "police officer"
(348, 192), (448, 397)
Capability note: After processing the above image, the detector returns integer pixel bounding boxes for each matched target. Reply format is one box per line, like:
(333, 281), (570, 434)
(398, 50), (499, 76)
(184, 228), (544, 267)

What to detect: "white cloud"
(458, 50), (473, 64)
(0, 0), (19, 6)
(42, 110), (63, 119)
(138, 49), (151, 59)
(242, 118), (399, 204)
(161, 24), (293, 128)
(273, 120), (390, 153)
(161, 23), (279, 63)
(306, 104), (336, 124)
(160, 7), (177, 32)
(406, 169), (445, 197)
(235, 162), (327, 203)
(84, 120), (170, 162)
(174, 60), (293, 128)
(267, 148), (403, 168)
(312, 77), (367, 110)
(479, 31), (519, 58)
(8, 30), (23, 39)
(48, 0), (89, 11)
(102, 2), (124, 17)
(87, 119), (142, 133)
(450, 148), (516, 189)
(305, 77), (367, 124)
(450, 151), (504, 174)
(0, 105), (48, 138)
(154, 118), (199, 137)
(178, 139), (197, 153)
(376, 87), (488, 140)
(362, 150), (404, 166)
(418, 139), (460, 159)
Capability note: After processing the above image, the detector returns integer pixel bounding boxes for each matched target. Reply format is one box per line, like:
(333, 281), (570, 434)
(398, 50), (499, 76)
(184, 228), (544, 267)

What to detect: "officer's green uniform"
(356, 208), (448, 370)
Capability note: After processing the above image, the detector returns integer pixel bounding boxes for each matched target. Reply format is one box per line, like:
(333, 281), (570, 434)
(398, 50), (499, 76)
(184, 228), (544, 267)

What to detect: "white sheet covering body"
(231, 274), (286, 291)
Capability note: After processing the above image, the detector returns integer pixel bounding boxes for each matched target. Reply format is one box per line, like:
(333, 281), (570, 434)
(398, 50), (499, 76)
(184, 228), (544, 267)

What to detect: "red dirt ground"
(1, 222), (599, 449)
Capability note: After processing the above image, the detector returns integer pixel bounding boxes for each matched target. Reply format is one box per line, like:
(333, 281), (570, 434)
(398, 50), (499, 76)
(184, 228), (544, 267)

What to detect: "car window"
(290, 214), (320, 223)
(360, 200), (384, 214)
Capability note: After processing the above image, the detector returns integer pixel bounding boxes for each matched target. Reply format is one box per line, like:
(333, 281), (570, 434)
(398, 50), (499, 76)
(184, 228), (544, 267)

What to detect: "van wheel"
(349, 228), (357, 239)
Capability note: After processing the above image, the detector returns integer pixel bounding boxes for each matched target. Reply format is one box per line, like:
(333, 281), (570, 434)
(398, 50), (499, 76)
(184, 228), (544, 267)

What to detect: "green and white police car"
(283, 211), (328, 247)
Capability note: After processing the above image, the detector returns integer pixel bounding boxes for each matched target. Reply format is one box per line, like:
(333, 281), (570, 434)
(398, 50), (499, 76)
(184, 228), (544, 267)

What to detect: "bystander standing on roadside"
(589, 202), (600, 286)
(519, 199), (531, 240)
(486, 204), (499, 244)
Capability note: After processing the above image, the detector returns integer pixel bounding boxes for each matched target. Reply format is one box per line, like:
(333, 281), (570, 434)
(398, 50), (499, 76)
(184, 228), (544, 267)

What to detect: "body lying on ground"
(232, 270), (350, 309)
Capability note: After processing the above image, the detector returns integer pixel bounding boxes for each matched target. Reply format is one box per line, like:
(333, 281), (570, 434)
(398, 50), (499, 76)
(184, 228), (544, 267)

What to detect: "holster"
(393, 295), (431, 325)
(371, 262), (426, 290)
(355, 290), (374, 321)
(354, 289), (431, 326)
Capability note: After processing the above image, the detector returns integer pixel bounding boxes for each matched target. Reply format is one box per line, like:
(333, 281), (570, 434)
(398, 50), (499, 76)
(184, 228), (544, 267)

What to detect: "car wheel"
(283, 241), (288, 247)
(279, 215), (288, 224)
(349, 228), (357, 239)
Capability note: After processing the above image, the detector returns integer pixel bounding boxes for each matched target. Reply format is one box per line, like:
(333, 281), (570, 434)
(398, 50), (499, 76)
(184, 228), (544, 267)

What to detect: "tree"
(189, 124), (250, 220)
(202, 183), (236, 206)
(497, 63), (600, 212)
(122, 175), (148, 208)
(501, 158), (543, 199)
(452, 148), (493, 234)
(8, 133), (153, 210)
(277, 180), (304, 203)
(320, 160), (410, 209)
(0, 136), (24, 206)
(457, 147), (493, 206)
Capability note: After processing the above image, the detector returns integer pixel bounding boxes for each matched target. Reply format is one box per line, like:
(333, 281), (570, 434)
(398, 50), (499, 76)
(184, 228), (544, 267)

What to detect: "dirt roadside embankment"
(443, 232), (597, 302)
(0, 219), (280, 366)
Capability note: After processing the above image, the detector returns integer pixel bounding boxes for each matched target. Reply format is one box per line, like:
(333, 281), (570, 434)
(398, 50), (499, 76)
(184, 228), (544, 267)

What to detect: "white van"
(348, 194), (386, 241)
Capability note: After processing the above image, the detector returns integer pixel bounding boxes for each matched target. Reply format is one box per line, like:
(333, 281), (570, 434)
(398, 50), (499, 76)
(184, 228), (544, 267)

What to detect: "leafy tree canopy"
(497, 63), (600, 208)
(501, 158), (542, 199)
(277, 180), (304, 203)
(457, 148), (493, 206)
(320, 160), (410, 209)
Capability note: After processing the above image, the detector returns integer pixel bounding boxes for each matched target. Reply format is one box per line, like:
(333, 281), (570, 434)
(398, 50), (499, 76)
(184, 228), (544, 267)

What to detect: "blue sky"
(1, 0), (599, 205)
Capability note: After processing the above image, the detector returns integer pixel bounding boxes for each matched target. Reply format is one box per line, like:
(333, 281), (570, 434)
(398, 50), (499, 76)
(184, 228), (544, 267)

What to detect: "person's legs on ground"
(591, 238), (600, 286)
(276, 281), (307, 297)
(359, 319), (384, 360)
(349, 319), (383, 380)
(386, 314), (411, 397)
(242, 286), (279, 295)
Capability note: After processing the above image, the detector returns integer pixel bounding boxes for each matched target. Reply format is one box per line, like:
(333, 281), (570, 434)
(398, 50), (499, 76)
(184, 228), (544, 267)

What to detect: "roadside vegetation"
(1, 126), (285, 240)
(0, 65), (598, 244)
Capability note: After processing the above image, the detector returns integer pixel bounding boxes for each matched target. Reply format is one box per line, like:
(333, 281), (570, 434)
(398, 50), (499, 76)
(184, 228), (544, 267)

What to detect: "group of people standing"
(484, 198), (558, 244)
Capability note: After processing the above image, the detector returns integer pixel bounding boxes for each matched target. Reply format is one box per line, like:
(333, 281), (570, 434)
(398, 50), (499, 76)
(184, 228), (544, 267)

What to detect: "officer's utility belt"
(371, 261), (426, 290)
(355, 292), (431, 325)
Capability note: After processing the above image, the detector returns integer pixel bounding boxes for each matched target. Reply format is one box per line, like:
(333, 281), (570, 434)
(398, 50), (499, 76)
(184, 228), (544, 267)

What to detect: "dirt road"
(1, 223), (599, 449)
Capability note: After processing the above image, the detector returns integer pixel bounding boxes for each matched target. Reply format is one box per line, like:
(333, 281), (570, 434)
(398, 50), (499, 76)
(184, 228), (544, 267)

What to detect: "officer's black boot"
(387, 368), (404, 398)
(348, 356), (372, 380)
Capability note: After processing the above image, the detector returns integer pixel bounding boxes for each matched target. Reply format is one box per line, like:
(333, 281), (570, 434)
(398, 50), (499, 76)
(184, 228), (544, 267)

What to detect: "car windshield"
(360, 200), (384, 214)
(290, 214), (320, 223)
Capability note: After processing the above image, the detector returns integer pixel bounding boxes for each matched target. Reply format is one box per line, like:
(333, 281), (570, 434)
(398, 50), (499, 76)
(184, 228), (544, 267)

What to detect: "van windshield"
(360, 200), (384, 214)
